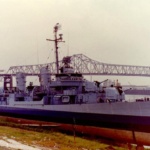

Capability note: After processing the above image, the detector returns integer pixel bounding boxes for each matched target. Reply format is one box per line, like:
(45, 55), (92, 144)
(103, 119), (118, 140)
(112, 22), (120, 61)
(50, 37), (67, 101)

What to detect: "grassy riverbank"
(0, 116), (146, 150)
(0, 126), (132, 150)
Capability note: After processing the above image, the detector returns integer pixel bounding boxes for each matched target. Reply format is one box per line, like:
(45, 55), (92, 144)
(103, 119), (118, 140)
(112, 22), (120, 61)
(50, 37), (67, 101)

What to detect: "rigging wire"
(36, 33), (39, 64)
(67, 31), (70, 56)
(46, 48), (53, 63)
(46, 40), (54, 63)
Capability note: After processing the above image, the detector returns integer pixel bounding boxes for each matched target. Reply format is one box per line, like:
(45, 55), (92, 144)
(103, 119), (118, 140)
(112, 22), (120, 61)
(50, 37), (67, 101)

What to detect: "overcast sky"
(1, 0), (150, 85)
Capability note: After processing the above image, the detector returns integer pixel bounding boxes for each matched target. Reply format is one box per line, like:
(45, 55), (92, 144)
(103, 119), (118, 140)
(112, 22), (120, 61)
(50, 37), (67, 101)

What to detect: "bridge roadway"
(1, 54), (150, 77)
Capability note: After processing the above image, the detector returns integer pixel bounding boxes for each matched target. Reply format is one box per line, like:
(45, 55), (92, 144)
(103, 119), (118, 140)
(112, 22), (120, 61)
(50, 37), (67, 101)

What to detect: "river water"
(125, 94), (150, 102)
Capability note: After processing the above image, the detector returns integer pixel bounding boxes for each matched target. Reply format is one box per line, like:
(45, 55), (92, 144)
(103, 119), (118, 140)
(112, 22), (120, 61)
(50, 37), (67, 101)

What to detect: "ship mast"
(46, 23), (65, 74)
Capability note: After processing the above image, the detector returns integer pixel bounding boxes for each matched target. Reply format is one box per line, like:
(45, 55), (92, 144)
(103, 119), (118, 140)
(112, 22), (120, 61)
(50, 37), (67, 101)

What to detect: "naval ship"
(0, 24), (150, 145)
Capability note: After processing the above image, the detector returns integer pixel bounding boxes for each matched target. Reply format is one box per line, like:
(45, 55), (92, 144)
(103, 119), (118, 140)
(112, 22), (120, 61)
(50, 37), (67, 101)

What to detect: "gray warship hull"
(0, 101), (150, 133)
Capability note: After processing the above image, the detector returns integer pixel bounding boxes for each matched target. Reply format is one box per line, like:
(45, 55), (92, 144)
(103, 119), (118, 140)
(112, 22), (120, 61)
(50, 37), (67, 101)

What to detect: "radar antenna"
(46, 23), (65, 74)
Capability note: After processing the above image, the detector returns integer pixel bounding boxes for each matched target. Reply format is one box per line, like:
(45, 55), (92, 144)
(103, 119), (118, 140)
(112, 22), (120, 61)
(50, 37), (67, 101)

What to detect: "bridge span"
(1, 54), (150, 77)
(0, 54), (150, 77)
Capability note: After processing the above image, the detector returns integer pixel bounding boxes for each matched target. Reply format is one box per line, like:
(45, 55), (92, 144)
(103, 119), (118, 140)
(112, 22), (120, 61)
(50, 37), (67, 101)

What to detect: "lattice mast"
(46, 23), (65, 74)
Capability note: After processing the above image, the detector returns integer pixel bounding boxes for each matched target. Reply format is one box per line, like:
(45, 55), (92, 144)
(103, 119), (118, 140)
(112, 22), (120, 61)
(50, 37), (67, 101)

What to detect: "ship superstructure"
(2, 23), (124, 106)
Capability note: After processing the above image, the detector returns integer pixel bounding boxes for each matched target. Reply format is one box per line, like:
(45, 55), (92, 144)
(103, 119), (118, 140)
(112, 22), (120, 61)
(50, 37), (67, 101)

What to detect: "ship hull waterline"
(0, 105), (150, 145)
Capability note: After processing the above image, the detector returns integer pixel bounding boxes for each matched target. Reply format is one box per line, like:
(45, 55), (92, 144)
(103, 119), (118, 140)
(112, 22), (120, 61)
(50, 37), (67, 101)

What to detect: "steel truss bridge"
(2, 54), (150, 77)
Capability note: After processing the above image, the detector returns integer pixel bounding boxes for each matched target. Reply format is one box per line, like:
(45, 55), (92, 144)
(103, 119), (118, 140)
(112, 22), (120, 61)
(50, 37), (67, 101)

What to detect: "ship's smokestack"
(40, 67), (51, 88)
(16, 72), (26, 92)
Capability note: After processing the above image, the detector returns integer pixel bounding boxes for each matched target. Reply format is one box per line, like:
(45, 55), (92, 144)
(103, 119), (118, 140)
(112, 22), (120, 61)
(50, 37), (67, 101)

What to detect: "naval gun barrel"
(94, 79), (108, 87)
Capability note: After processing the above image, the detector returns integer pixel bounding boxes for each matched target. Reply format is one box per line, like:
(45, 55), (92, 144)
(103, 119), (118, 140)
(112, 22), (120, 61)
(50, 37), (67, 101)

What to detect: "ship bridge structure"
(1, 53), (150, 77)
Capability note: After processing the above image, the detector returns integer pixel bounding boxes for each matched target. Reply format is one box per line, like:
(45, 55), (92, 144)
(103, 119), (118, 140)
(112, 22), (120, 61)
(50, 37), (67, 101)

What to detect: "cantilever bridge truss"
(3, 54), (150, 77)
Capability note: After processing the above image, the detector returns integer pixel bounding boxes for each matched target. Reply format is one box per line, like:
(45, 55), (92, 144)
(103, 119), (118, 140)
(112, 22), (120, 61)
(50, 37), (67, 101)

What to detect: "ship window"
(62, 96), (70, 103)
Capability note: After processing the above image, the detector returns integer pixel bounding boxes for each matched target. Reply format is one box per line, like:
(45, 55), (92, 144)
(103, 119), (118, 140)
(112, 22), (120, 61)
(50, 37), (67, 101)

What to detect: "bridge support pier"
(4, 75), (12, 92)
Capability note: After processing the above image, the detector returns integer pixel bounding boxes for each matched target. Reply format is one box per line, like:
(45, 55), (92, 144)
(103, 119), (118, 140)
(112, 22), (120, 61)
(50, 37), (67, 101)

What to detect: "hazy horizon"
(1, 0), (150, 85)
